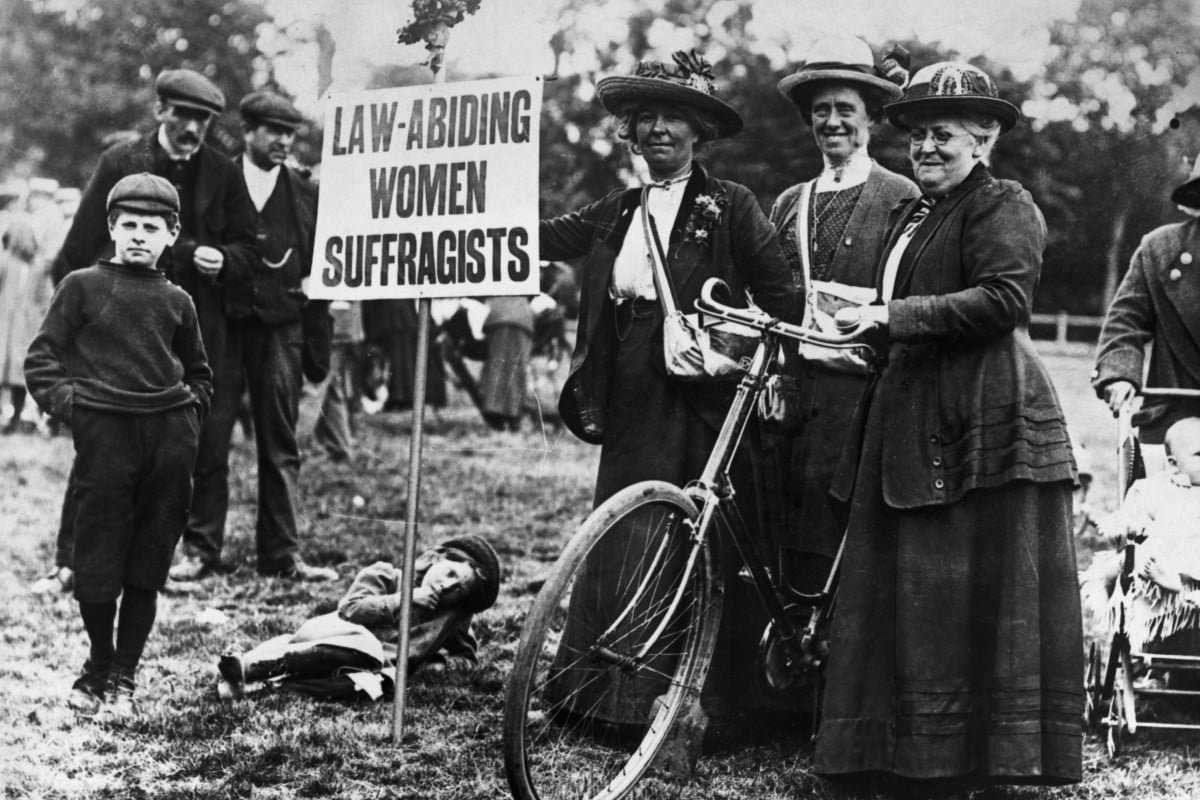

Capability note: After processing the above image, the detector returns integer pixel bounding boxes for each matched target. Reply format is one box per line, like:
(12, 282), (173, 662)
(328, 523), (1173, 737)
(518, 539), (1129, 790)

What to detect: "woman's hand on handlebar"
(834, 304), (889, 331)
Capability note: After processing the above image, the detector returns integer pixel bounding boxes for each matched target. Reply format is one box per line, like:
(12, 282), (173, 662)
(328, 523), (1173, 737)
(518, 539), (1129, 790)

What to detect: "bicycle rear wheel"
(504, 481), (721, 800)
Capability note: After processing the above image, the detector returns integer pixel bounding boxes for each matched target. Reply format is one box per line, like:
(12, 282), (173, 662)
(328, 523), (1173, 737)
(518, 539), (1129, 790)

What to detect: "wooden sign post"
(309, 28), (541, 741)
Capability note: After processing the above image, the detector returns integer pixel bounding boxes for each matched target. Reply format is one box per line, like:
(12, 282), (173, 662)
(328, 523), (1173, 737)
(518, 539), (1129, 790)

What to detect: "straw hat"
(885, 61), (1021, 132)
(777, 36), (906, 119)
(1171, 153), (1200, 210)
(595, 50), (743, 139)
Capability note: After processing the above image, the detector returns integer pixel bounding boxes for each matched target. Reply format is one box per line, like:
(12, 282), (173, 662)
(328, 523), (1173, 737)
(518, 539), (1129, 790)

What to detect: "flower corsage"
(683, 185), (727, 246)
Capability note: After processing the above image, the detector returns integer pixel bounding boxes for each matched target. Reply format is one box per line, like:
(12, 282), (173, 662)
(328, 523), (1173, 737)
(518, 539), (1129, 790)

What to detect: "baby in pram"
(1080, 417), (1200, 653)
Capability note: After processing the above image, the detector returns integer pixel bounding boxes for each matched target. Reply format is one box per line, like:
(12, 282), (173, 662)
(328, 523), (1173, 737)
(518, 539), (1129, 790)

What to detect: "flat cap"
(106, 172), (180, 215)
(156, 69), (225, 115)
(239, 91), (304, 129)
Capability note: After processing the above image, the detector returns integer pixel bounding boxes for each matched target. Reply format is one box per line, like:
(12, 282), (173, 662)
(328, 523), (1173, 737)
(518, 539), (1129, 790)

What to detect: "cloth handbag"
(792, 181), (875, 375)
(640, 188), (759, 381)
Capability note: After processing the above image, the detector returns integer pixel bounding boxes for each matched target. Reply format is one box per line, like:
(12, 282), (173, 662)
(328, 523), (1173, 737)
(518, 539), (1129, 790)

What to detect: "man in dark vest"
(169, 90), (334, 582)
(34, 69), (260, 595)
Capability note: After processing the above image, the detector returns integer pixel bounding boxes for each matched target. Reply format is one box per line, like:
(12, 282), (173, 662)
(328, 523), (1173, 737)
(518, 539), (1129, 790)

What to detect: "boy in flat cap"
(169, 90), (334, 582)
(25, 173), (213, 719)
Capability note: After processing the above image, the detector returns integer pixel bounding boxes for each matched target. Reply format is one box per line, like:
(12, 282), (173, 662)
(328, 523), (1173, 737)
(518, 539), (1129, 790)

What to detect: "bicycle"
(502, 277), (881, 800)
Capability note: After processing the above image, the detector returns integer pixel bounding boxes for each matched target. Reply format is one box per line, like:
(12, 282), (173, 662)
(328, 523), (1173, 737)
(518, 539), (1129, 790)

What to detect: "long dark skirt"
(552, 302), (775, 724)
(480, 324), (532, 423)
(776, 363), (872, 593)
(815, 400), (1083, 783)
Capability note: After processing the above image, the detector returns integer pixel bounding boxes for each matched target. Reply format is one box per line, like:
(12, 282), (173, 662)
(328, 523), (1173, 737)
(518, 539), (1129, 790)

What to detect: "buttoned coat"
(1092, 217), (1200, 440)
(540, 163), (800, 444)
(832, 164), (1075, 509)
(51, 132), (258, 356)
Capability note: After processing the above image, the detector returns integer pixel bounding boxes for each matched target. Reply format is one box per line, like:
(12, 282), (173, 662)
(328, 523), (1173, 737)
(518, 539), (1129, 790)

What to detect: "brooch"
(683, 186), (727, 246)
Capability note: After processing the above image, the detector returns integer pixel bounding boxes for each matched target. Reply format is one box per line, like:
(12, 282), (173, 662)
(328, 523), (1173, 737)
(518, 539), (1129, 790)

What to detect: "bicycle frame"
(583, 278), (877, 683)
(684, 279), (879, 673)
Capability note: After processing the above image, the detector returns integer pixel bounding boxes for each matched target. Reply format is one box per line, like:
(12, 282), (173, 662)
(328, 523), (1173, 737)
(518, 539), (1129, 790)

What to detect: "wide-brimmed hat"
(777, 37), (907, 119)
(1171, 154), (1200, 209)
(885, 61), (1021, 132)
(595, 50), (743, 139)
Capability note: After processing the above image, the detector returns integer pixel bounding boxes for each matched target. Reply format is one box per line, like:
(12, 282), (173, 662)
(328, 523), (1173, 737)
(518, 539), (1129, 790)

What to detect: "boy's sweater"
(24, 260), (212, 420)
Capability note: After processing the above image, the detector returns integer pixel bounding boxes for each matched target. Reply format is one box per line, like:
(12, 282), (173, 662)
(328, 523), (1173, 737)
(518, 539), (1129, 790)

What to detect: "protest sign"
(310, 76), (542, 300)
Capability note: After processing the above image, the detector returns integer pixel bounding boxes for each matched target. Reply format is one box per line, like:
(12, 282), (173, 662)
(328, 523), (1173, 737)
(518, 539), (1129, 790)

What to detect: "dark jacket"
(336, 560), (478, 671)
(228, 157), (318, 325)
(769, 162), (919, 288)
(1092, 217), (1200, 440)
(51, 132), (258, 355)
(540, 163), (801, 443)
(232, 157), (331, 381)
(833, 164), (1075, 509)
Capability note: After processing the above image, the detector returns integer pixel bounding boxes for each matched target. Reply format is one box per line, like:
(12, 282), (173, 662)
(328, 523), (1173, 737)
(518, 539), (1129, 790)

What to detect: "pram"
(1085, 387), (1200, 757)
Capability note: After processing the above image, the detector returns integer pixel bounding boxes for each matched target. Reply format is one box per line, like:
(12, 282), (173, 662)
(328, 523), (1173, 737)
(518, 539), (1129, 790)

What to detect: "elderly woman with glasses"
(817, 62), (1083, 790)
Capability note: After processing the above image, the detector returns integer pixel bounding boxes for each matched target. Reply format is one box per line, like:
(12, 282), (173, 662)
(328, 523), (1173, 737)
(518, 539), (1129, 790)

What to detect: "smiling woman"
(767, 37), (917, 597)
(817, 61), (1083, 792)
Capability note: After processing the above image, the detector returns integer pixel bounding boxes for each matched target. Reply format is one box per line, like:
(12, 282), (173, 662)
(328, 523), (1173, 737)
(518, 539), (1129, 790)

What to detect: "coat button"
(929, 434), (939, 444)
(934, 478), (945, 489)
(844, 237), (852, 246)
(1170, 268), (1183, 281)
(932, 457), (943, 467)
(1182, 252), (1193, 265)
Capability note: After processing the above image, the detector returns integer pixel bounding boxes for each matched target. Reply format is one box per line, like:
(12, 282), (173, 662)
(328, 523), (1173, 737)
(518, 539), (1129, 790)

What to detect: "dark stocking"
(113, 586), (158, 676)
(78, 599), (117, 667)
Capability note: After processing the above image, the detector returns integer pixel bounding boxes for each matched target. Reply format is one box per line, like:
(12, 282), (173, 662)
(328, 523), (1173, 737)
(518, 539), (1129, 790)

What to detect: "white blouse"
(610, 176), (690, 301)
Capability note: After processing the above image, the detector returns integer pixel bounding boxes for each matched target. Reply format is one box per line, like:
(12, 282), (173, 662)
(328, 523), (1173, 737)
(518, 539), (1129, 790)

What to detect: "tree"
(1025, 0), (1200, 312)
(0, 0), (275, 186)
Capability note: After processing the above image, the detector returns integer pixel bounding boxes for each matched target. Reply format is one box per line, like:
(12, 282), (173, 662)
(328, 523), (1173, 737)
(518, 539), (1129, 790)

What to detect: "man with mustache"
(35, 69), (260, 595)
(169, 91), (335, 583)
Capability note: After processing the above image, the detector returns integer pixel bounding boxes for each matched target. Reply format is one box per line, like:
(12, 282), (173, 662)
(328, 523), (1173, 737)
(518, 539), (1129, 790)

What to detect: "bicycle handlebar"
(695, 277), (880, 350)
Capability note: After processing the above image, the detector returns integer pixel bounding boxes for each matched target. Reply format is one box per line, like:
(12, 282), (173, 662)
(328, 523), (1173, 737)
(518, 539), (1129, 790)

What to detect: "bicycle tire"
(504, 481), (722, 800)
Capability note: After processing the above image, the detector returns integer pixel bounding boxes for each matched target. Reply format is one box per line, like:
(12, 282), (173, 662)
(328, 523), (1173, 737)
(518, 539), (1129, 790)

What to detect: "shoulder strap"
(641, 186), (679, 316)
(793, 181), (816, 328)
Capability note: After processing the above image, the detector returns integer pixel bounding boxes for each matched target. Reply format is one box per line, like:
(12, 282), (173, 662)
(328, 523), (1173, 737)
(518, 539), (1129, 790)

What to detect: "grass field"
(3, 343), (1200, 800)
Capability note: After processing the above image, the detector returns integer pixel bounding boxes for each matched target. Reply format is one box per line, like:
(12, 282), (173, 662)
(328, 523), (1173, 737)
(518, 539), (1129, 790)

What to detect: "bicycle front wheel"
(504, 481), (722, 800)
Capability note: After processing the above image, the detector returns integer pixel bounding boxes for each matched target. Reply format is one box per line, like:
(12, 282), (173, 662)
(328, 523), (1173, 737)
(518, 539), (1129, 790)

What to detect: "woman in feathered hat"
(538, 49), (801, 761)
(769, 36), (919, 597)
(817, 62), (1083, 789)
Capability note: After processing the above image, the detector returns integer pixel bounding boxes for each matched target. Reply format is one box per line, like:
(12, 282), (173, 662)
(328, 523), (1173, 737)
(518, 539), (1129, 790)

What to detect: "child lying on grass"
(217, 535), (501, 699)
(1080, 417), (1200, 653)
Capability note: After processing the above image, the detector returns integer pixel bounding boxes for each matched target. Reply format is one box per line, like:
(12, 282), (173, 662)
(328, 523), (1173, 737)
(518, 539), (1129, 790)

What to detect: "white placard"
(309, 76), (542, 300)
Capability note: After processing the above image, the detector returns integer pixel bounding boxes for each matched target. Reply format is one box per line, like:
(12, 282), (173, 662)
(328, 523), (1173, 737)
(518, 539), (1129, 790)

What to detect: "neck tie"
(903, 196), (934, 237)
